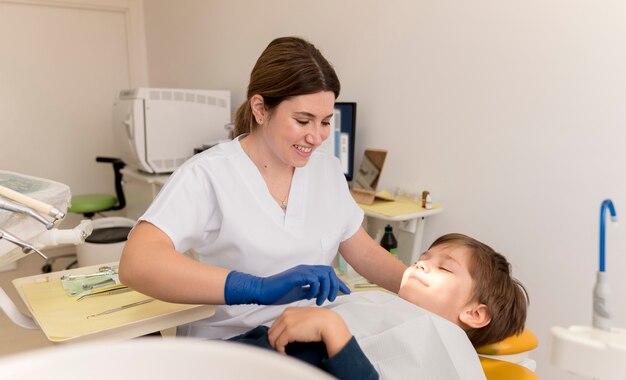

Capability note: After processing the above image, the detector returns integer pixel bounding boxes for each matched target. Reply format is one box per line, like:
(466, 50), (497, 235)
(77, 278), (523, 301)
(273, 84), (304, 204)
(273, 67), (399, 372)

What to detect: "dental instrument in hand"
(86, 298), (154, 319)
(0, 229), (48, 259)
(77, 286), (130, 301)
(0, 197), (55, 229)
(0, 184), (65, 221)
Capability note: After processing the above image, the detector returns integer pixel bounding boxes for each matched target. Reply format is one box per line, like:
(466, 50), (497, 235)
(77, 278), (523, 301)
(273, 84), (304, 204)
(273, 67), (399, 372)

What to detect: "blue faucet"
(594, 199), (618, 330)
(599, 199), (618, 272)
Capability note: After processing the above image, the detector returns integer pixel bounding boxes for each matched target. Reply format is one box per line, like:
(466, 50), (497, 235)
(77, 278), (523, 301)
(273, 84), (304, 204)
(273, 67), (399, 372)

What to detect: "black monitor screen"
(319, 102), (356, 181)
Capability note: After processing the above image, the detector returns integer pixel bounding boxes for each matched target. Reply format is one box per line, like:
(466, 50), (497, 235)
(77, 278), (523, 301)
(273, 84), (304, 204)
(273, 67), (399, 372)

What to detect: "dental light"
(550, 198), (626, 380)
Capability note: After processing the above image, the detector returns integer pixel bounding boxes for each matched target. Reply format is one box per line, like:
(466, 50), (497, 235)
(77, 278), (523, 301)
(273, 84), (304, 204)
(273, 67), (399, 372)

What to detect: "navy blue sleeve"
(228, 326), (378, 380)
(322, 336), (379, 380)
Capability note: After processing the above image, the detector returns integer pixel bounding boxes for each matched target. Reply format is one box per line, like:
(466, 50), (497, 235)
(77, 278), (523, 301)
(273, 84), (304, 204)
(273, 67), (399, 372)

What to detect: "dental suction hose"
(593, 199), (617, 331)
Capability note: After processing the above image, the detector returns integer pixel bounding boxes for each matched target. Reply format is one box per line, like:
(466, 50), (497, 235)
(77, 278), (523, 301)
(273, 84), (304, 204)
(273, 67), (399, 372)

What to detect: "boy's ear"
(459, 303), (491, 329)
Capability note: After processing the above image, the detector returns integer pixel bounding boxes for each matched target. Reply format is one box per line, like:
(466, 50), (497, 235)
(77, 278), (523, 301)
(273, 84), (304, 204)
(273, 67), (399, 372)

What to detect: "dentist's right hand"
(223, 265), (351, 306)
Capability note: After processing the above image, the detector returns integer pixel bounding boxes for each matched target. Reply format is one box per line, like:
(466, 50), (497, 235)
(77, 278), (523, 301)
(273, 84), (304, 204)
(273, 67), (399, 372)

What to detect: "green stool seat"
(67, 157), (126, 219)
(69, 194), (117, 215)
(40, 157), (127, 273)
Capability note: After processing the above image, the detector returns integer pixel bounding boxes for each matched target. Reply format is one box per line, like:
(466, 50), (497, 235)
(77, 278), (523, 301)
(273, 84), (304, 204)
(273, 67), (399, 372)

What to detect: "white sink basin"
(551, 325), (626, 380)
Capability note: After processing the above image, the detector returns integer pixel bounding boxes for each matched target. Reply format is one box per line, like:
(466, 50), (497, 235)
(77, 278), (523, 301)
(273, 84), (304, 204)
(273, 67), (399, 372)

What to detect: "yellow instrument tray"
(12, 262), (215, 343)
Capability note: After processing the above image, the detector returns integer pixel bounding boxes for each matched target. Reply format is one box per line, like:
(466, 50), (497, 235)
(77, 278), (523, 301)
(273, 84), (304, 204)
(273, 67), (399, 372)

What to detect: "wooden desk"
(358, 198), (444, 265)
(11, 262), (215, 344)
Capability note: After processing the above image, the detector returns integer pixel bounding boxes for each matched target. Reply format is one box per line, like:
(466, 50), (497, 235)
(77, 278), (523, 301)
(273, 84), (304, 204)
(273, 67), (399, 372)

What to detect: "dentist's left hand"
(223, 265), (350, 306)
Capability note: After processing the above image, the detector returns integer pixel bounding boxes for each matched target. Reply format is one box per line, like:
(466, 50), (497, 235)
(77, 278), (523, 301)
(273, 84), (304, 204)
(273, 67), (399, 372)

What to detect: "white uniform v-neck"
(232, 140), (306, 233)
(139, 138), (364, 339)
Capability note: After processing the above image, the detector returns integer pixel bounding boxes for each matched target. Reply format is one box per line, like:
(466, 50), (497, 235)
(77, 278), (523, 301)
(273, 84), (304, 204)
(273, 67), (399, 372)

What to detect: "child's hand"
(268, 307), (352, 357)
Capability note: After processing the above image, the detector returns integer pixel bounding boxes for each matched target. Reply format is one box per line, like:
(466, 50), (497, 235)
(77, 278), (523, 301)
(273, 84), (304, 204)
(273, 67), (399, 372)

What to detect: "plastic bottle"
(380, 224), (398, 256)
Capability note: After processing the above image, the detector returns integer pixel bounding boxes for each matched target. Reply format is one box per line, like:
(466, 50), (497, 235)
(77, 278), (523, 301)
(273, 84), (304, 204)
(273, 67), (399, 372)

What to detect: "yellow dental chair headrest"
(477, 328), (539, 356)
(477, 329), (539, 380)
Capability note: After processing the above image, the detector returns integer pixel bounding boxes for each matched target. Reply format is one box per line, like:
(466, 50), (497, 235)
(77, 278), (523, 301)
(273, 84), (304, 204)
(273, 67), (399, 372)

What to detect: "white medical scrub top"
(323, 291), (486, 380)
(139, 137), (364, 339)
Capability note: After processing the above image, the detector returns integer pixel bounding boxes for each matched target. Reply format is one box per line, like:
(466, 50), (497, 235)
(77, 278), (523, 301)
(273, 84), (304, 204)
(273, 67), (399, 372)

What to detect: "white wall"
(0, 0), (148, 229)
(143, 1), (626, 378)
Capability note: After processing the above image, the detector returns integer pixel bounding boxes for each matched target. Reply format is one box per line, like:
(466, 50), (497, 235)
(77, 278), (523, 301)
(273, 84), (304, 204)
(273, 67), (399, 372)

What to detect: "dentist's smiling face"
(398, 244), (476, 324)
(261, 91), (335, 168)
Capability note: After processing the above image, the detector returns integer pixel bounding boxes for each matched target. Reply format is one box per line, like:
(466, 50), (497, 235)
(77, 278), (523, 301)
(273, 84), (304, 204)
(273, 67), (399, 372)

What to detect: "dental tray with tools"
(12, 262), (216, 343)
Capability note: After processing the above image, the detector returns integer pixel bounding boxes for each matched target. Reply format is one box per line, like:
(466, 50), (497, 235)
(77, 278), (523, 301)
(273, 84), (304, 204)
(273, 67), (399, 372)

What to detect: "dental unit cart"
(0, 170), (215, 343)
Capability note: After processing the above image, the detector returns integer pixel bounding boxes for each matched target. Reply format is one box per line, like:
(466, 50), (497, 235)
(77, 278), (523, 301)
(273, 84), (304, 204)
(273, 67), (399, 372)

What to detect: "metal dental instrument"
(0, 184), (65, 221)
(61, 267), (117, 281)
(77, 286), (130, 301)
(0, 229), (48, 259)
(0, 197), (55, 229)
(81, 278), (115, 290)
(86, 298), (154, 319)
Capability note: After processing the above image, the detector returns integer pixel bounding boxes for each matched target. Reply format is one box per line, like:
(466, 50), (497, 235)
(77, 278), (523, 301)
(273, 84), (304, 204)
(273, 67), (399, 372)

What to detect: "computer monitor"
(319, 102), (357, 181)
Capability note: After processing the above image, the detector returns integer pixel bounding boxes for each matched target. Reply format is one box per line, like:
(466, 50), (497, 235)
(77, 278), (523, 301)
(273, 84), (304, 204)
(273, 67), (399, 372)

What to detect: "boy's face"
(398, 244), (476, 325)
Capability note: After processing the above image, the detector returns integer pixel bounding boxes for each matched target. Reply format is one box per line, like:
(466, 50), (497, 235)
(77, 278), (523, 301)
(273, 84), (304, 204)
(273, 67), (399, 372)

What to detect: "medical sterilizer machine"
(112, 88), (231, 174)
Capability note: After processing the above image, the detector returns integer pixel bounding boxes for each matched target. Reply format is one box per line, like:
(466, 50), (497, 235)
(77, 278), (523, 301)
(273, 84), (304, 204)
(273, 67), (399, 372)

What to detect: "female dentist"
(119, 36), (407, 339)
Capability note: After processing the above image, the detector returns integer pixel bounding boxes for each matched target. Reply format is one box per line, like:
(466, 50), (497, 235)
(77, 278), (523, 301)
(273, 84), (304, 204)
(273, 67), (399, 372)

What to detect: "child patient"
(228, 233), (529, 379)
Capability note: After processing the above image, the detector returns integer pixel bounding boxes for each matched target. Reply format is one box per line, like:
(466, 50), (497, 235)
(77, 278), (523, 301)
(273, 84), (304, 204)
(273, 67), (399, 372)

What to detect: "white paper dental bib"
(323, 291), (486, 380)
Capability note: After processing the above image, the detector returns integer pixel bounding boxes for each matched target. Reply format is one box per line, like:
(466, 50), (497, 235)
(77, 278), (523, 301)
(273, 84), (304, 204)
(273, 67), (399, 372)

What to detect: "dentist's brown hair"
(232, 36), (340, 138)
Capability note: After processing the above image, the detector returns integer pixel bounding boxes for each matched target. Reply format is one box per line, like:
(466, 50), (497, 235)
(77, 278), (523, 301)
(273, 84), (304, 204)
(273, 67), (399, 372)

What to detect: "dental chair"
(477, 328), (539, 380)
(41, 157), (130, 272)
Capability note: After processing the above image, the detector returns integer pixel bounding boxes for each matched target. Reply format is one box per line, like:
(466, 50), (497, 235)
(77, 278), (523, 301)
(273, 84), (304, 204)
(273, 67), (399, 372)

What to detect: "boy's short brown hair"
(429, 233), (528, 348)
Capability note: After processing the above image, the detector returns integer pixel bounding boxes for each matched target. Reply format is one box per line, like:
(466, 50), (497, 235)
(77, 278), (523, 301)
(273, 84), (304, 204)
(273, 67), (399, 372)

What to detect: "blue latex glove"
(224, 265), (351, 306)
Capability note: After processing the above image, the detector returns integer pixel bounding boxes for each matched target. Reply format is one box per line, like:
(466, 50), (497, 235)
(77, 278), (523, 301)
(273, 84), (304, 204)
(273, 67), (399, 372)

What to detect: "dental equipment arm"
(593, 199), (618, 331)
(0, 198), (54, 230)
(0, 184), (65, 221)
(0, 229), (48, 260)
